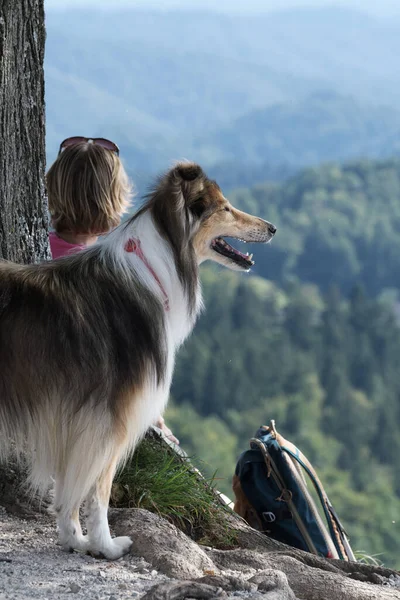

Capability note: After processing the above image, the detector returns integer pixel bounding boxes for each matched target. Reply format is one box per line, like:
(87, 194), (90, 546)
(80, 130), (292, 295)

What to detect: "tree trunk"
(0, 0), (49, 263)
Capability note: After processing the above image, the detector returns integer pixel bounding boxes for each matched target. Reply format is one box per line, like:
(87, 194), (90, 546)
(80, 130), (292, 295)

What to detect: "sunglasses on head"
(58, 137), (120, 156)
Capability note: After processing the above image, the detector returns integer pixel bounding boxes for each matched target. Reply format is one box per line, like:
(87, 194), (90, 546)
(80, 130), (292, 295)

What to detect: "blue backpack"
(233, 421), (355, 561)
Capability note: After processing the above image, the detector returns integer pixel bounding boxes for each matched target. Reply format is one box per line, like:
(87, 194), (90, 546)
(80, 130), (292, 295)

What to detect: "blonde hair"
(46, 142), (132, 234)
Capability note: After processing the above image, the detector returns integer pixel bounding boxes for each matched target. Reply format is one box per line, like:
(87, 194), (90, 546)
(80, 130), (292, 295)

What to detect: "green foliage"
(165, 403), (238, 496)
(230, 158), (400, 294)
(112, 436), (237, 548)
(169, 268), (400, 567)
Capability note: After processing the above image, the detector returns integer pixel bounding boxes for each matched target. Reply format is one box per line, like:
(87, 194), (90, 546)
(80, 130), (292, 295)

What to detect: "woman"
(46, 136), (179, 444)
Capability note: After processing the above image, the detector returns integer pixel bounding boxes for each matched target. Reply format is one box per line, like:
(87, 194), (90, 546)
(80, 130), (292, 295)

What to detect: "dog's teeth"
(248, 254), (253, 261)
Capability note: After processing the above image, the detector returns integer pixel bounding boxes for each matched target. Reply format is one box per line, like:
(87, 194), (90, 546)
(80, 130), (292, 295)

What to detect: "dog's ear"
(171, 162), (205, 206)
(175, 163), (203, 182)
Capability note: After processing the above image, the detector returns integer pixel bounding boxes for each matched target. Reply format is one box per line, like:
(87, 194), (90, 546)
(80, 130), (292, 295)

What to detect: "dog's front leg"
(54, 480), (90, 553)
(85, 460), (132, 560)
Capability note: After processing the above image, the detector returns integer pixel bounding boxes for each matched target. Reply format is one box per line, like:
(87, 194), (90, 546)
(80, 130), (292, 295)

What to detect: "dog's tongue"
(233, 245), (253, 260)
(216, 238), (253, 261)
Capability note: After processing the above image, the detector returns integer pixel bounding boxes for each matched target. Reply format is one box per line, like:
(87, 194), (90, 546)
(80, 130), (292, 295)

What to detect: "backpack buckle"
(262, 511), (276, 523)
(269, 419), (278, 438)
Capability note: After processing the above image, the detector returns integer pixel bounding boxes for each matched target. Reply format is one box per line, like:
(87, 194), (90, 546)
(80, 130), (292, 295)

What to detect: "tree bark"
(0, 0), (49, 263)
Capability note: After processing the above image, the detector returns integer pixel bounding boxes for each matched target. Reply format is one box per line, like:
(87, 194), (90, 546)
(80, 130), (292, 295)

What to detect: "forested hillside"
(230, 158), (400, 294)
(166, 158), (400, 568)
(169, 270), (400, 567)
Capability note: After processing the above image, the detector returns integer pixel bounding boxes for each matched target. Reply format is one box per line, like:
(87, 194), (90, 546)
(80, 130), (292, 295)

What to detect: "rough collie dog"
(0, 162), (276, 559)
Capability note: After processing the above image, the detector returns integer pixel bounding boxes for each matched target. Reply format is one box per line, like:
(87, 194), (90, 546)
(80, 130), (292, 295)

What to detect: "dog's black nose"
(268, 224), (277, 234)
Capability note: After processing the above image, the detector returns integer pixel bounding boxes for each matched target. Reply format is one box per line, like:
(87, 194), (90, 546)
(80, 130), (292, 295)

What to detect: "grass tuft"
(354, 551), (384, 566)
(111, 436), (238, 549)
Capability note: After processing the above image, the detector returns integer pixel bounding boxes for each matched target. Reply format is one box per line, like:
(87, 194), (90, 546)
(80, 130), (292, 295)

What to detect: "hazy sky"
(45, 0), (400, 18)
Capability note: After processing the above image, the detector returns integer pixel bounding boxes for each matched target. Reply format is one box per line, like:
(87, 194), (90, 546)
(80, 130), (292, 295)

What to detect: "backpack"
(233, 420), (355, 561)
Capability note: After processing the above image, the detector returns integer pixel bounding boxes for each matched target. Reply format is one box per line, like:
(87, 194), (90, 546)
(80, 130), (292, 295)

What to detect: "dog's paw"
(60, 534), (91, 554)
(93, 536), (133, 560)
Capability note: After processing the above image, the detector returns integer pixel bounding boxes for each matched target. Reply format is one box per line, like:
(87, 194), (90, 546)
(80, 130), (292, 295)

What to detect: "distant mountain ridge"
(194, 91), (400, 168)
(45, 6), (400, 187)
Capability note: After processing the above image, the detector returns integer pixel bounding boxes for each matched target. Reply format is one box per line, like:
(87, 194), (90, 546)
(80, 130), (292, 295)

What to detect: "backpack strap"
(272, 425), (356, 562)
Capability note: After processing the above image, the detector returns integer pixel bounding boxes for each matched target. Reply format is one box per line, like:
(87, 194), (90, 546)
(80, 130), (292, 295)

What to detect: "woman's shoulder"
(49, 232), (86, 259)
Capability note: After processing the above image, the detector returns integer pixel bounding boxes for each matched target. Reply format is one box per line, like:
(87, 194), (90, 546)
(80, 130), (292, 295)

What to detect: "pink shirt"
(49, 232), (87, 259)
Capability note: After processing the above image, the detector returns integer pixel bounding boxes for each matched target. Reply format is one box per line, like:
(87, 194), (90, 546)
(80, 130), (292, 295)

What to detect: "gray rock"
(69, 582), (81, 593)
(109, 509), (217, 579)
(141, 581), (227, 600)
(196, 575), (257, 592)
(207, 548), (267, 573)
(249, 570), (297, 599)
(143, 572), (297, 600)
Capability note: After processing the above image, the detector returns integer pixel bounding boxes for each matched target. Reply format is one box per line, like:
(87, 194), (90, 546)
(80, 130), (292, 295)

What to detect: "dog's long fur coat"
(0, 163), (275, 559)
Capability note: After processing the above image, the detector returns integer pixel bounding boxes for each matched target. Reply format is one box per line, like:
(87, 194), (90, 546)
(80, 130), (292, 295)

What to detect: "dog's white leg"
(57, 508), (90, 553)
(85, 461), (132, 560)
(54, 481), (90, 553)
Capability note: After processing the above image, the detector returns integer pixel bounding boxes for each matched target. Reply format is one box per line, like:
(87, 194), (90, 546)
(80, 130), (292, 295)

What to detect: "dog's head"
(149, 162), (276, 272)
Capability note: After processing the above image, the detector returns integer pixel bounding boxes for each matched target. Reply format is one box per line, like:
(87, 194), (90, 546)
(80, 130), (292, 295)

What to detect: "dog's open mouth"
(211, 237), (254, 269)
